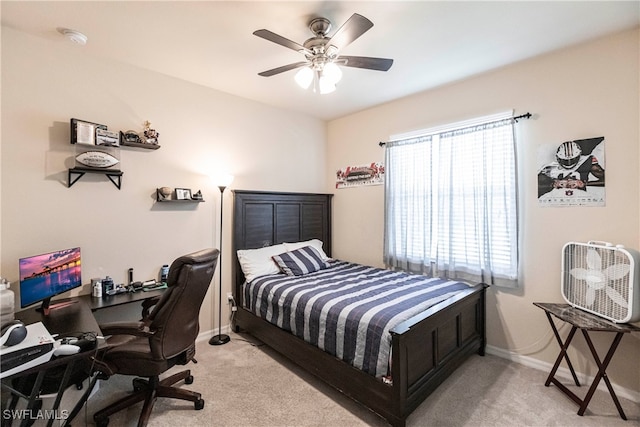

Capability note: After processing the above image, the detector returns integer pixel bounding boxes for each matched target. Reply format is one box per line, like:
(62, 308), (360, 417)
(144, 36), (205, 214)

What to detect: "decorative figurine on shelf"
(158, 187), (172, 200)
(143, 120), (159, 145)
(192, 190), (203, 201)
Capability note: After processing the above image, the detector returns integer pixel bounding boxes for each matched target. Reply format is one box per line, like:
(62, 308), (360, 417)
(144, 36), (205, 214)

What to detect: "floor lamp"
(209, 174), (233, 346)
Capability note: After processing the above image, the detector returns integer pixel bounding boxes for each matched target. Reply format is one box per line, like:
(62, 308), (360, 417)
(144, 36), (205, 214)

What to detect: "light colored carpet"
(68, 331), (638, 426)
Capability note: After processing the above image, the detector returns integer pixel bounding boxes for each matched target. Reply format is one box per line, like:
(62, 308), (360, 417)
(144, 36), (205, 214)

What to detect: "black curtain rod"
(378, 112), (532, 147)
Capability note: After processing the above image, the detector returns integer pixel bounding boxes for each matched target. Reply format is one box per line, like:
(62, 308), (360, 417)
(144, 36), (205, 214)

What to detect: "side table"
(533, 302), (639, 420)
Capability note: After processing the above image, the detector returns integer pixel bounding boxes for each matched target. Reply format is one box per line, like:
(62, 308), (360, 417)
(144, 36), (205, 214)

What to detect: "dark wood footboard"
(389, 283), (487, 426)
(233, 283), (487, 427)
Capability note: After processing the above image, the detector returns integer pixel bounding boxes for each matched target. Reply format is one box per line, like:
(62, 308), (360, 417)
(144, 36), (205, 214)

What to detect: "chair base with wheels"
(93, 368), (204, 427)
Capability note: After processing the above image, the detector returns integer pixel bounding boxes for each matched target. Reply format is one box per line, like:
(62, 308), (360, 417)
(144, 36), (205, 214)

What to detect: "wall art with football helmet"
(537, 136), (605, 207)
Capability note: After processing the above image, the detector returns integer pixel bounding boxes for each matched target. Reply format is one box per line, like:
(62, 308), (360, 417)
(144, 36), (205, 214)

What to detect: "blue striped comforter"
(243, 260), (473, 377)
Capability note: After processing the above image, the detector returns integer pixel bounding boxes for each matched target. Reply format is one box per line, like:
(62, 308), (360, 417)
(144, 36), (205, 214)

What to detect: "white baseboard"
(486, 345), (640, 403)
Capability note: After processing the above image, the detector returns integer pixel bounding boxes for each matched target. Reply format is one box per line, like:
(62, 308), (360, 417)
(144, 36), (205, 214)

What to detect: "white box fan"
(562, 241), (640, 323)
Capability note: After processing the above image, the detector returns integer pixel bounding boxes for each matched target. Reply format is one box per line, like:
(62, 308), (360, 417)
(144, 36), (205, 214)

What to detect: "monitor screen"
(19, 247), (82, 312)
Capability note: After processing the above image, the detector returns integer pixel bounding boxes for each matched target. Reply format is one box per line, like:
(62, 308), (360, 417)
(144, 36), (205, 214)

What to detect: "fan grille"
(561, 242), (638, 323)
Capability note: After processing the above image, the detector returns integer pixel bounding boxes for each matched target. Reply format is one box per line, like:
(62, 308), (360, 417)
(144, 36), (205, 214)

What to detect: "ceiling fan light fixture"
(295, 66), (314, 89)
(318, 75), (336, 94)
(323, 62), (342, 85)
(254, 13), (393, 95)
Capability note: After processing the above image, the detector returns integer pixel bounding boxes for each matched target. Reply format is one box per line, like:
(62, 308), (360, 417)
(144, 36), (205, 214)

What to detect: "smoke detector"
(58, 28), (88, 45)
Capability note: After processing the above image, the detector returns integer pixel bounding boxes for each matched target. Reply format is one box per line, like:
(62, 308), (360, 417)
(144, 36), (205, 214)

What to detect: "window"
(384, 112), (519, 287)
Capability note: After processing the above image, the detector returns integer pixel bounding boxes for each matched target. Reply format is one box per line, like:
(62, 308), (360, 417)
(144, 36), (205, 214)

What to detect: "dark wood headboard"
(231, 190), (333, 303)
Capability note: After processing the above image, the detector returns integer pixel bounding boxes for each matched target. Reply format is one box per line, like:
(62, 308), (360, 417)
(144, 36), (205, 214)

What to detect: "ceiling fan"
(253, 13), (393, 94)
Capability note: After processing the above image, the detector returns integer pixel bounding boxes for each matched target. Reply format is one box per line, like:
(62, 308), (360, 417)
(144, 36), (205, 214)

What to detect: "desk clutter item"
(106, 286), (127, 296)
(52, 331), (97, 356)
(126, 267), (165, 292)
(143, 283), (167, 292)
(93, 276), (129, 297)
(160, 264), (169, 284)
(0, 278), (15, 326)
(562, 241), (640, 323)
(101, 276), (114, 294)
(53, 344), (80, 356)
(92, 278), (102, 298)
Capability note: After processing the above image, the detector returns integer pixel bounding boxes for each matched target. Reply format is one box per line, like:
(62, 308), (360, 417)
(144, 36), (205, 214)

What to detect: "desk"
(3, 300), (104, 427)
(534, 302), (640, 420)
(78, 287), (165, 312)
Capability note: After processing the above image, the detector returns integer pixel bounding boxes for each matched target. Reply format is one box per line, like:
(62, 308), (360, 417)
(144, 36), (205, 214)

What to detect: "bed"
(231, 190), (487, 427)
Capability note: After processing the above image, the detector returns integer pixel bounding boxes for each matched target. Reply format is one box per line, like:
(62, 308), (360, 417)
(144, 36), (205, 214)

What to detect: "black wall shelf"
(68, 167), (123, 189)
(120, 141), (160, 150)
(156, 199), (204, 203)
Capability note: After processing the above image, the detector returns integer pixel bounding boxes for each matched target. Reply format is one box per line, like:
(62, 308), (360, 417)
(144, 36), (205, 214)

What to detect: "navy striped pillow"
(272, 246), (330, 276)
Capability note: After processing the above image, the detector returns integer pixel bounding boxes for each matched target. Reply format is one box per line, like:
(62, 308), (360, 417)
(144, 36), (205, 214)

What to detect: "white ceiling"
(2, 1), (639, 121)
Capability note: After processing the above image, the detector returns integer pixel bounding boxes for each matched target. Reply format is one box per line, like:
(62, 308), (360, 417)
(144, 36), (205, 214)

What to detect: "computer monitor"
(19, 247), (82, 315)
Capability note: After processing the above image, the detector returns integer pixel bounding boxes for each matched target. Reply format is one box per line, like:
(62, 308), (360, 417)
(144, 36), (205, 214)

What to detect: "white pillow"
(283, 239), (330, 261)
(237, 244), (286, 282)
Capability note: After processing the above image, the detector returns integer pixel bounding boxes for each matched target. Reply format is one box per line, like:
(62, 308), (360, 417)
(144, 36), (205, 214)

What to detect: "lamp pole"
(209, 184), (230, 345)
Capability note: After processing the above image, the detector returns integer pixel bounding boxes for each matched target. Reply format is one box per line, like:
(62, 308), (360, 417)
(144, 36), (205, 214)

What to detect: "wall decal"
(336, 162), (384, 189)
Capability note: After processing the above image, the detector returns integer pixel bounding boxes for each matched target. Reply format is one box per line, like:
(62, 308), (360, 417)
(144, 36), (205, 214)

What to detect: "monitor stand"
(36, 298), (78, 316)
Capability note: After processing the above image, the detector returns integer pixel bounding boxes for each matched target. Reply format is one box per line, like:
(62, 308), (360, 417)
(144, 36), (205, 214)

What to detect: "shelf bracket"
(68, 169), (85, 188)
(106, 174), (122, 190)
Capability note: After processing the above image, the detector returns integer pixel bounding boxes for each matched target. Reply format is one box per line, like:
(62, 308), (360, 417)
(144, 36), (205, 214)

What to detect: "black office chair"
(92, 248), (219, 427)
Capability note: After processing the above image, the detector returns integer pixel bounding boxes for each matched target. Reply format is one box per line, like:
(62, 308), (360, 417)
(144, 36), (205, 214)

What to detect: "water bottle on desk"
(92, 278), (103, 298)
(0, 278), (15, 327)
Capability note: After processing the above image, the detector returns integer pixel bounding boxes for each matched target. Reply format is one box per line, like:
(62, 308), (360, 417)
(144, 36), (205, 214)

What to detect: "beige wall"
(327, 28), (640, 397)
(1, 27), (327, 335)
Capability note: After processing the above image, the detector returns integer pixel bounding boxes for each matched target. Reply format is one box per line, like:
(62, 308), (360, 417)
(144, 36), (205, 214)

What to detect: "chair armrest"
(141, 295), (162, 319)
(99, 321), (154, 338)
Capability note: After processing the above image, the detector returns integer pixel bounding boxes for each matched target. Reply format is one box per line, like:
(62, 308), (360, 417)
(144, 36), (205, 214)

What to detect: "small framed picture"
(70, 118), (107, 145)
(175, 188), (192, 200)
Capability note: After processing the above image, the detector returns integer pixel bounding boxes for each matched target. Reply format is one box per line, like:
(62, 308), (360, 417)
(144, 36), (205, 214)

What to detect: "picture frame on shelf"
(96, 128), (120, 147)
(70, 118), (107, 145)
(175, 188), (192, 200)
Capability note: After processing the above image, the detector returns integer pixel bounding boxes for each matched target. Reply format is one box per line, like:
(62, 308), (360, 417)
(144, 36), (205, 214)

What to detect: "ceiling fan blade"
(258, 62), (308, 77)
(326, 13), (373, 52)
(253, 29), (311, 55)
(337, 56), (394, 72)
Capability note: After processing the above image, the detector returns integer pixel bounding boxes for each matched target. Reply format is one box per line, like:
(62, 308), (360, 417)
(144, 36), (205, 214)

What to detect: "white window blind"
(384, 112), (519, 287)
